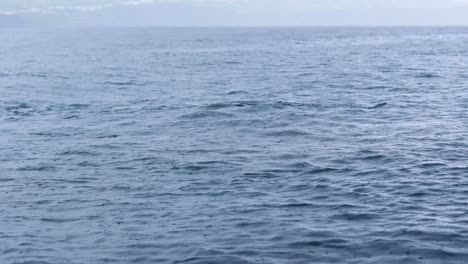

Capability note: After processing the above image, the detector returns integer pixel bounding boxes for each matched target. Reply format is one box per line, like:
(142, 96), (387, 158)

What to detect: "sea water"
(1, 27), (468, 264)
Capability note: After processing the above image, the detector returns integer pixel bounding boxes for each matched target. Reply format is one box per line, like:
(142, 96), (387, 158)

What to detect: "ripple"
(40, 217), (80, 223)
(17, 165), (57, 171)
(1, 27), (468, 264)
(59, 150), (100, 156)
(180, 111), (235, 119)
(367, 102), (388, 109)
(264, 130), (310, 137)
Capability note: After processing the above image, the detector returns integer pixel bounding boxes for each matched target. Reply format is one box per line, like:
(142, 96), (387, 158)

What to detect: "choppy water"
(1, 27), (468, 264)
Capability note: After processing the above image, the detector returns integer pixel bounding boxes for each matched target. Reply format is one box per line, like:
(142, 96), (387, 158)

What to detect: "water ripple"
(1, 27), (468, 264)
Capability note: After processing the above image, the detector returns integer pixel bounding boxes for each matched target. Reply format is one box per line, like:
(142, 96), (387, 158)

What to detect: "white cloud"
(1, 0), (468, 16)
(0, 0), (155, 15)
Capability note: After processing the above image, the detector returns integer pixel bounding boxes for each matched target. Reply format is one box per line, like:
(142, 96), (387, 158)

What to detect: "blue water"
(1, 27), (468, 264)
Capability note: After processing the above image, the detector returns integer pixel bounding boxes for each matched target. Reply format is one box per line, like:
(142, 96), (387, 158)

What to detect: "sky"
(1, 0), (468, 26)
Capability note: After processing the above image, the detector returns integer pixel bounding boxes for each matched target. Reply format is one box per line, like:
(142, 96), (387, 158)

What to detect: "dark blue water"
(1, 27), (468, 264)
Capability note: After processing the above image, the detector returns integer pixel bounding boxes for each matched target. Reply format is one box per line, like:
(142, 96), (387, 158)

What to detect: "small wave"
(332, 212), (378, 221)
(414, 73), (441, 78)
(276, 202), (316, 208)
(173, 161), (233, 171)
(273, 100), (322, 109)
(0, 178), (14, 182)
(17, 165), (57, 172)
(419, 162), (448, 168)
(368, 102), (388, 109)
(243, 172), (278, 178)
(59, 150), (100, 156)
(58, 179), (91, 184)
(4, 102), (31, 111)
(226, 91), (249, 95)
(2, 248), (17, 254)
(127, 243), (162, 249)
(115, 166), (135, 170)
(202, 100), (322, 112)
(223, 61), (242, 65)
(103, 80), (150, 87)
(14, 261), (51, 264)
(67, 103), (90, 110)
(204, 101), (259, 110)
(287, 162), (315, 169)
(196, 161), (235, 166)
(40, 217), (80, 223)
(408, 191), (429, 197)
(95, 134), (119, 139)
(364, 85), (389, 90)
(174, 256), (253, 264)
(77, 161), (100, 167)
(301, 167), (339, 175)
(288, 240), (323, 247)
(204, 102), (240, 110)
(180, 111), (235, 119)
(30, 131), (72, 137)
(362, 154), (386, 161)
(63, 115), (80, 119)
(264, 130), (310, 137)
(16, 72), (48, 78)
(297, 72), (316, 77)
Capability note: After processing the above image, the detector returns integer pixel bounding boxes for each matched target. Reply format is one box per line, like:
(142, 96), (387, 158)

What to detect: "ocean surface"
(1, 27), (468, 264)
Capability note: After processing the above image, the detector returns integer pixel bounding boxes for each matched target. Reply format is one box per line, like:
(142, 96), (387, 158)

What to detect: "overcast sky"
(1, 0), (468, 26)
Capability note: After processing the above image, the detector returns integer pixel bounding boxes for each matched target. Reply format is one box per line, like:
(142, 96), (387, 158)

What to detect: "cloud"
(1, 1), (468, 26)
(2, 0), (468, 14)
(0, 0), (156, 15)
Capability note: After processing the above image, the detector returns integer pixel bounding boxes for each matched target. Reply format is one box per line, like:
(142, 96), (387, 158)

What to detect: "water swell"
(1, 27), (467, 264)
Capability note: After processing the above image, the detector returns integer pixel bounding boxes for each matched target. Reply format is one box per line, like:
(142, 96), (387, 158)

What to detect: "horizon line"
(2, 25), (468, 29)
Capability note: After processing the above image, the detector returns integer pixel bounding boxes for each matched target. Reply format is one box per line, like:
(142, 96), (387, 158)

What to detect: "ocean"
(1, 27), (468, 264)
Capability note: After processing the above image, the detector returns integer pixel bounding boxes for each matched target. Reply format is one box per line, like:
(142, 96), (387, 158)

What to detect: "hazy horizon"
(1, 0), (468, 27)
